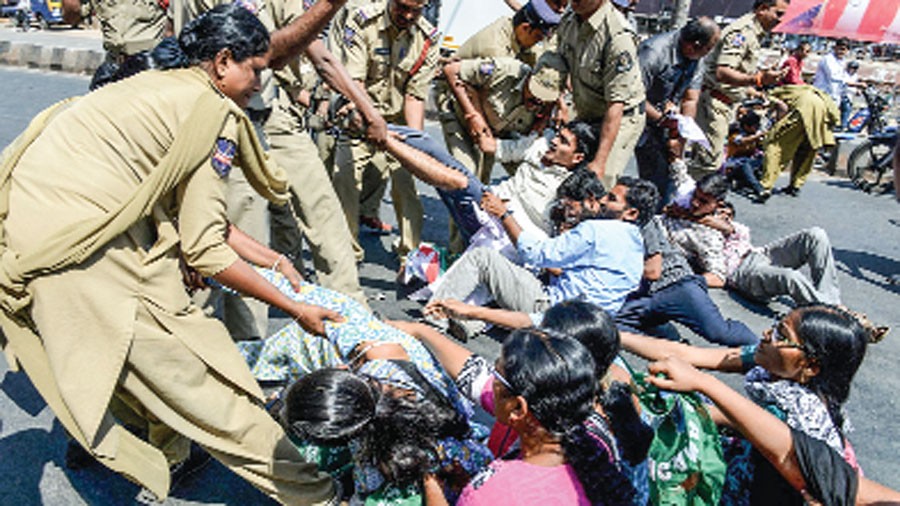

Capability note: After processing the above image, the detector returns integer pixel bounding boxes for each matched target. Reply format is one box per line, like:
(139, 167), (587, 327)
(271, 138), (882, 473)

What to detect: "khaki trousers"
(760, 110), (816, 190)
(265, 106), (367, 306)
(691, 90), (736, 178)
(118, 306), (336, 505)
(603, 111), (646, 190)
(333, 138), (423, 263)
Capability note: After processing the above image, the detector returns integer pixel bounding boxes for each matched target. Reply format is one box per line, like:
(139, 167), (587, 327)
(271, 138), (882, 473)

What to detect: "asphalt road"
(0, 66), (898, 504)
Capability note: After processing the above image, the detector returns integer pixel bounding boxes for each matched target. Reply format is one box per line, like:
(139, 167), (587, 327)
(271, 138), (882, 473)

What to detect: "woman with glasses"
(396, 321), (636, 504)
(620, 304), (870, 505)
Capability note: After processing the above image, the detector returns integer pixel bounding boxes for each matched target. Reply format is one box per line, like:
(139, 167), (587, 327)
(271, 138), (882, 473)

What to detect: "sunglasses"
(766, 321), (812, 356)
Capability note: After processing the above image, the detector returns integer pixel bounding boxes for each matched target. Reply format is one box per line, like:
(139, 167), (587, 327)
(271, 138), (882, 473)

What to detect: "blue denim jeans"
(615, 275), (758, 346)
(389, 125), (487, 242)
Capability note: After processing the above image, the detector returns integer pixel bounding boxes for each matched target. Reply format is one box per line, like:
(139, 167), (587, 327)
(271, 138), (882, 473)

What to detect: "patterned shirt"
(661, 214), (728, 281)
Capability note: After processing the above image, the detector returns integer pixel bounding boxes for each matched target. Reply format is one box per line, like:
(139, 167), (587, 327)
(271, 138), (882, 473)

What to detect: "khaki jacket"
(771, 84), (840, 149)
(0, 68), (287, 499)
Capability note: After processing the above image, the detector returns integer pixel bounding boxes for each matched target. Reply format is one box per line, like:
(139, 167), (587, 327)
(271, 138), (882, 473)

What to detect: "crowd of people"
(0, 0), (897, 504)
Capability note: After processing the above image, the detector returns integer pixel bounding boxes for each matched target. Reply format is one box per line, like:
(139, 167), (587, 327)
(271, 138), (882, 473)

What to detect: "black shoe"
(64, 440), (98, 470)
(781, 185), (800, 197)
(753, 190), (772, 204)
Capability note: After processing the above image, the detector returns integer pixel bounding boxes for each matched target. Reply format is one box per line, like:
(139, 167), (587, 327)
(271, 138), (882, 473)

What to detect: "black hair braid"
(600, 381), (653, 465)
(560, 423), (637, 504)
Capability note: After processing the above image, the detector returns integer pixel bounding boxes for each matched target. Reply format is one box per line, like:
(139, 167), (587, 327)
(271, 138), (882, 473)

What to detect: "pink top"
(456, 459), (590, 506)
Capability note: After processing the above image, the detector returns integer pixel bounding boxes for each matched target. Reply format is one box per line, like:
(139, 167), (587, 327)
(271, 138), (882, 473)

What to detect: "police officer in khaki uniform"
(61, 0), (167, 89)
(690, 0), (789, 177)
(329, 0), (439, 264)
(455, 0), (559, 64)
(265, 0), (385, 306)
(0, 6), (342, 503)
(553, 0), (645, 190)
(171, 0), (385, 334)
(170, 0), (277, 342)
(441, 55), (563, 185)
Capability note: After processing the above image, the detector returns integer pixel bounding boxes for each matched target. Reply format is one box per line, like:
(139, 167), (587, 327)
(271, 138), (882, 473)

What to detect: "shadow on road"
(834, 248), (900, 295)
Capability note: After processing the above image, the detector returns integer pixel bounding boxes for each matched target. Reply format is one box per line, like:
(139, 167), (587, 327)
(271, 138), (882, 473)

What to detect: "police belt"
(623, 102), (645, 116)
(703, 86), (734, 106)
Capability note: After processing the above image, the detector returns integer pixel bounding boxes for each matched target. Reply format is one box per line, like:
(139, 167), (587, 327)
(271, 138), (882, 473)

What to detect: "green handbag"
(631, 368), (727, 505)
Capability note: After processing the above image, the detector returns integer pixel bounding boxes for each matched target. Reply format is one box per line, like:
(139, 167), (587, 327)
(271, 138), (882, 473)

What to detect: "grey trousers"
(729, 227), (841, 306)
(430, 247), (549, 313)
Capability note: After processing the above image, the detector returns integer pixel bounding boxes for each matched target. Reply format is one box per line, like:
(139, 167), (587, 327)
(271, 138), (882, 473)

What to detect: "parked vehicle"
(846, 86), (897, 193)
(29, 0), (64, 29)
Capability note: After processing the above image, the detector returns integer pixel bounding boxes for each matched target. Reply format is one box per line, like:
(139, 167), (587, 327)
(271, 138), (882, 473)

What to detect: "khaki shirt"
(702, 12), (765, 102)
(4, 67), (269, 447)
(456, 57), (537, 137)
(331, 0), (439, 121)
(457, 16), (536, 66)
(89, 0), (167, 55)
(269, 0), (320, 117)
(554, 1), (644, 121)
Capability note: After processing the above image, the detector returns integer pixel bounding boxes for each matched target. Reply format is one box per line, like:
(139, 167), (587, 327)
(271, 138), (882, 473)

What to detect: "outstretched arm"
(424, 299), (533, 330)
(619, 331), (744, 372)
(388, 320), (474, 380)
(268, 0), (348, 69)
(219, 225), (343, 336)
(647, 357), (900, 505)
(305, 39), (387, 146)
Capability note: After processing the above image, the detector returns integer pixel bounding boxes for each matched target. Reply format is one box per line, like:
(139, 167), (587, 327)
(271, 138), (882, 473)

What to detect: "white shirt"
(813, 52), (848, 104)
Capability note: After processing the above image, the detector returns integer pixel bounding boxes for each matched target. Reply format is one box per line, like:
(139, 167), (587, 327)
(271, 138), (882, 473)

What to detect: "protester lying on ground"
(422, 170), (648, 340)
(621, 305), (872, 504)
(647, 356), (900, 506)
(663, 173), (843, 307)
(614, 206), (758, 346)
(239, 269), (494, 502)
(0, 5), (362, 503)
(281, 368), (489, 504)
(395, 324), (638, 504)
(382, 121), (599, 250)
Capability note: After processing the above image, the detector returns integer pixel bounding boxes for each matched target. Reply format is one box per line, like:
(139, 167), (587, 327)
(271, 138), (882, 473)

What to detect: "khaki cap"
(527, 53), (565, 102)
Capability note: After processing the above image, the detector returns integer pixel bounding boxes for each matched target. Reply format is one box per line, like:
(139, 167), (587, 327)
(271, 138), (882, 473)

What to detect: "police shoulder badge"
(615, 51), (633, 73)
(729, 32), (746, 48)
(211, 138), (236, 178)
(343, 26), (357, 47)
(479, 61), (495, 77)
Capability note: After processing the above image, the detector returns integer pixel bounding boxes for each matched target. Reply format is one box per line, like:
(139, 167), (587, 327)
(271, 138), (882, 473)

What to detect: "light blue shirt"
(517, 218), (644, 314)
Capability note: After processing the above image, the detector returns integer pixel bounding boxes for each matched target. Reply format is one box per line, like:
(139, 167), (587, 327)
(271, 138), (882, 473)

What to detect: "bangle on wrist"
(754, 71), (763, 88)
(499, 209), (514, 221)
(271, 254), (286, 271)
